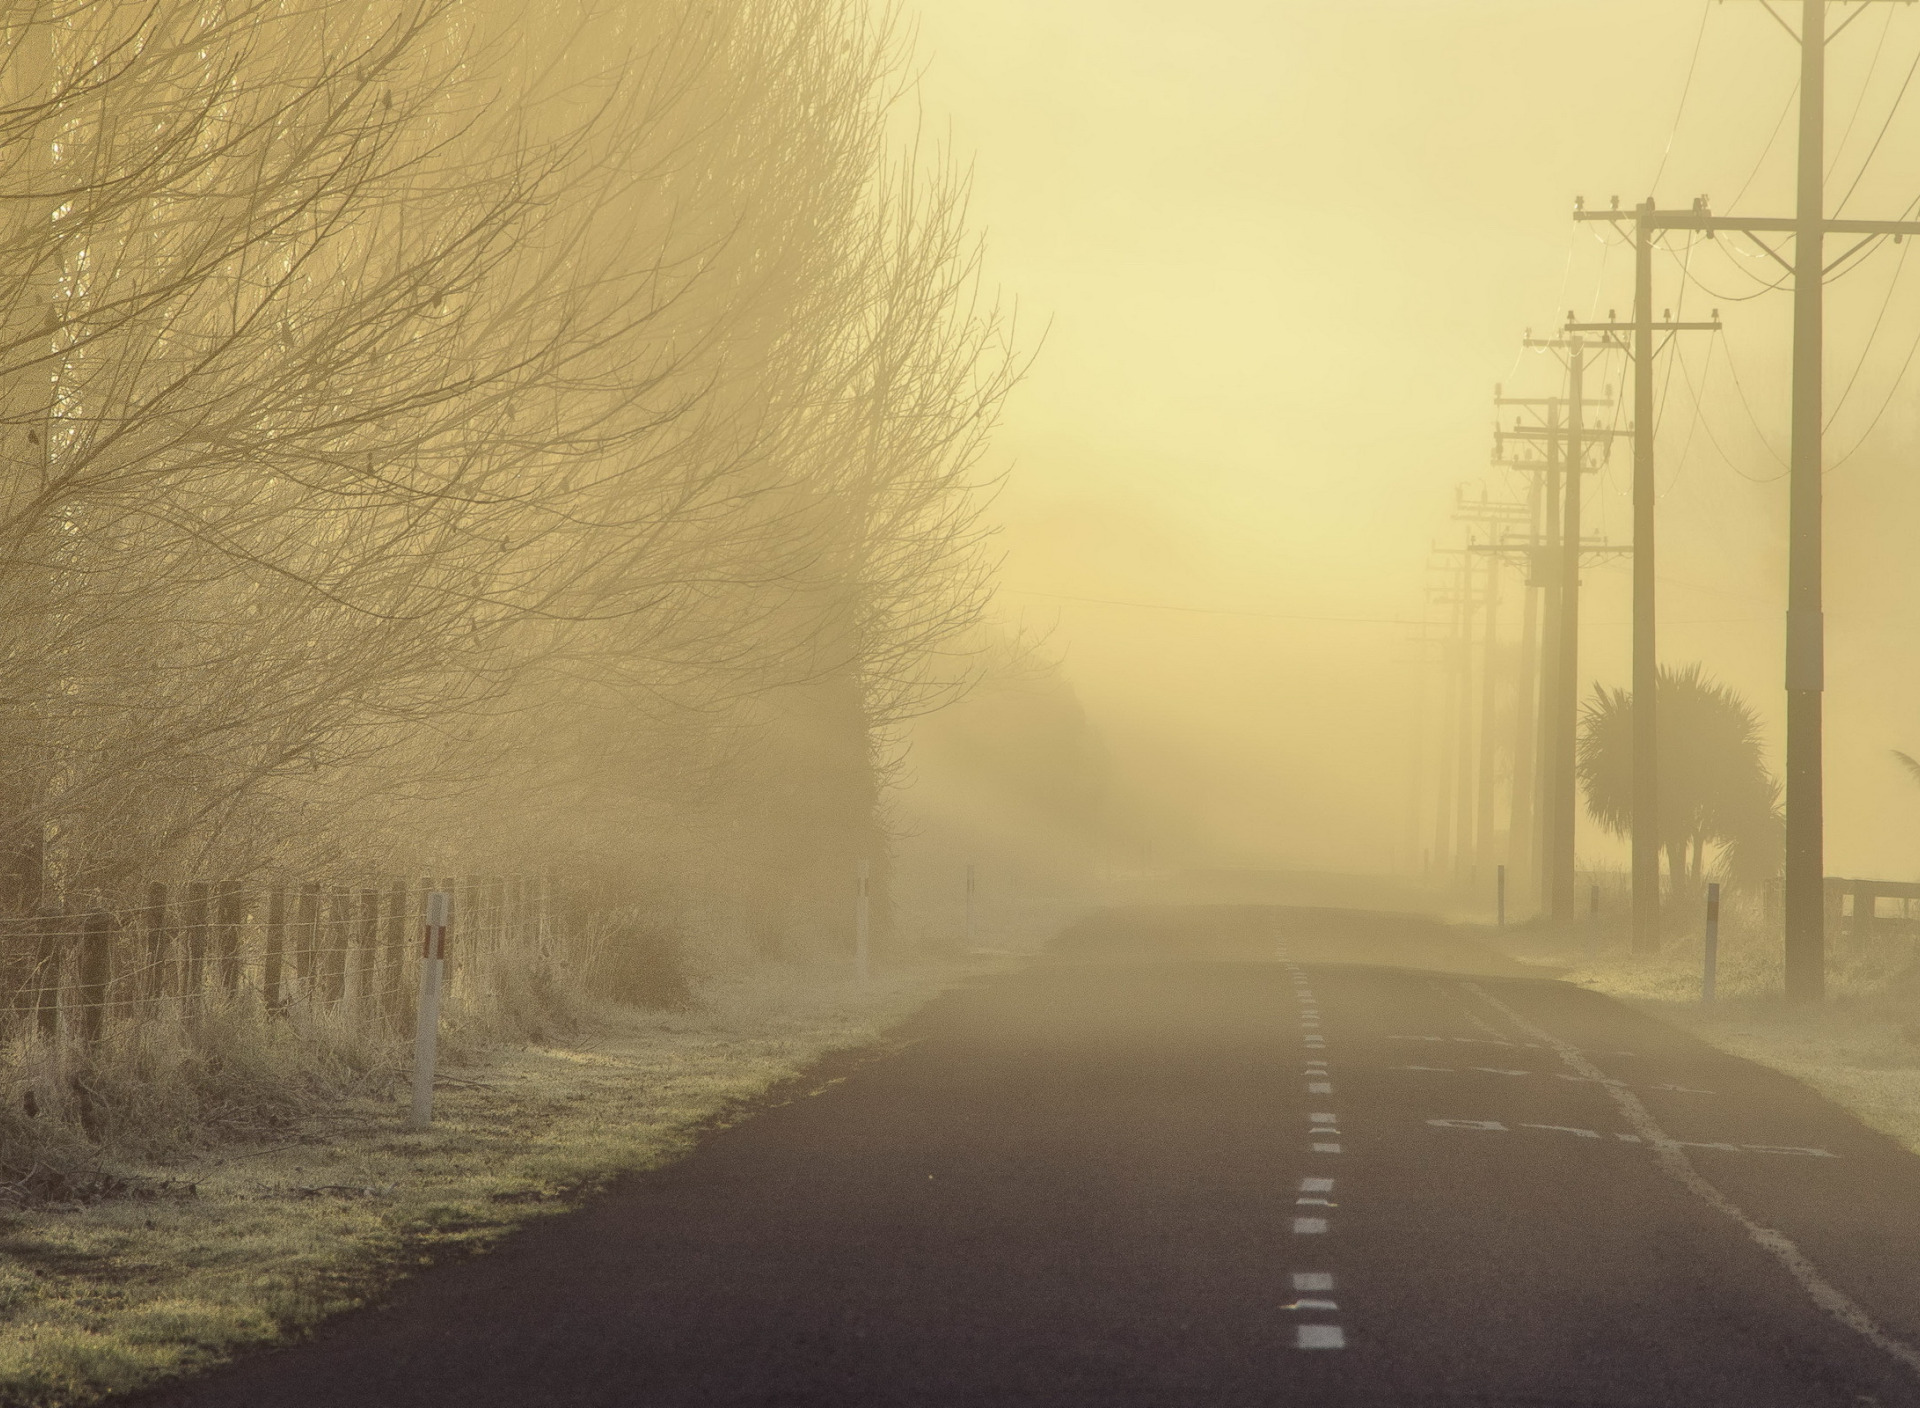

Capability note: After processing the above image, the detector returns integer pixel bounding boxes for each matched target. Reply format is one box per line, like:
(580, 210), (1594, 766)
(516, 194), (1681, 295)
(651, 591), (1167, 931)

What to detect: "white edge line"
(1463, 981), (1920, 1380)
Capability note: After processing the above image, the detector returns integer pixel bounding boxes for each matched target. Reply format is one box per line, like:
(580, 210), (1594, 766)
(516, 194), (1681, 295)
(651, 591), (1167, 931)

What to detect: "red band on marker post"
(421, 889), (449, 960)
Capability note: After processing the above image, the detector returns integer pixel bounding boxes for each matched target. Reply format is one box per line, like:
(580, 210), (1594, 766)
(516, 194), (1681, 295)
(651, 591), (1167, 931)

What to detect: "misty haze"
(0, 2), (1919, 1405)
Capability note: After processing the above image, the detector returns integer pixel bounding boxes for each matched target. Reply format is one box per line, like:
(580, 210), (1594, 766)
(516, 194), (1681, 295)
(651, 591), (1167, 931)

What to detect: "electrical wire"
(1825, 235), (1911, 433)
(1676, 331), (1788, 484)
(1836, 29), (1920, 214)
(1716, 329), (1792, 472)
(1827, 302), (1920, 472)
(1728, 82), (1799, 212)
(1004, 589), (1422, 626)
(1652, 1), (1714, 196)
(1828, 5), (1897, 187)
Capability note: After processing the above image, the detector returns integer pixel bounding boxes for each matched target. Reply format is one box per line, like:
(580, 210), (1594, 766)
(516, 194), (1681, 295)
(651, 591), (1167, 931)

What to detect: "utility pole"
(1560, 292), (1720, 954)
(1455, 488), (1527, 888)
(1498, 344), (1624, 920)
(1452, 544), (1476, 887)
(1430, 556), (1461, 880)
(1493, 385), (1563, 915)
(1576, 0), (1920, 996)
(1427, 542), (1495, 890)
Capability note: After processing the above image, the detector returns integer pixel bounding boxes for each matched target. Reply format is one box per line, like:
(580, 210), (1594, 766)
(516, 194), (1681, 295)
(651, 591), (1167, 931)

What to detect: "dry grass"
(1498, 910), (1920, 1156)
(0, 957), (989, 1406)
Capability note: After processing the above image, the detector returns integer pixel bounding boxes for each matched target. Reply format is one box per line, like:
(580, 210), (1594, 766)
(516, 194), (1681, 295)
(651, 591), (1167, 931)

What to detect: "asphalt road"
(131, 908), (1920, 1406)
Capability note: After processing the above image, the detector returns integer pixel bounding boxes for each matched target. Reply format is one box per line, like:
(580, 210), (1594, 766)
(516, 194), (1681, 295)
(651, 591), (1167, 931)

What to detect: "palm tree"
(1577, 663), (1782, 896)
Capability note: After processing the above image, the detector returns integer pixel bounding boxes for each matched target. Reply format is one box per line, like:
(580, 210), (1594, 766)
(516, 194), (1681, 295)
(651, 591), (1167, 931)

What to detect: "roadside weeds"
(0, 958), (994, 1407)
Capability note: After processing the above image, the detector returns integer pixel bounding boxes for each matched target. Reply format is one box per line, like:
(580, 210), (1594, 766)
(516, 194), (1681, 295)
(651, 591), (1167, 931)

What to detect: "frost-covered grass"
(0, 958), (986, 1406)
(1498, 911), (1920, 1157)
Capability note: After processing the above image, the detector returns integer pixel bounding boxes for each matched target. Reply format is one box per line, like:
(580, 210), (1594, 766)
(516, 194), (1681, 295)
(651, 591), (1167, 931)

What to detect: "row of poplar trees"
(0, 1), (1011, 959)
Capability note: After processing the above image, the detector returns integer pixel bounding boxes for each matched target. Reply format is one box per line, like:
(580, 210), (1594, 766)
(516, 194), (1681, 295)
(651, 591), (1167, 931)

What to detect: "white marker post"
(1702, 881), (1720, 1005)
(409, 890), (449, 1131)
(964, 863), (976, 948)
(855, 859), (870, 983)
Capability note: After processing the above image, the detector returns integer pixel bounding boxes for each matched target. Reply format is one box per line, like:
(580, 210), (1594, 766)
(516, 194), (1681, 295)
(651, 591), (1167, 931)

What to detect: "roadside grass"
(0, 958), (987, 1407)
(1497, 914), (1920, 1155)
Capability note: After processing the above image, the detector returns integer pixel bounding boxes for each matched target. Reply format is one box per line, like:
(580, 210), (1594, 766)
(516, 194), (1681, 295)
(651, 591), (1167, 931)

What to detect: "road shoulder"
(0, 960), (986, 1407)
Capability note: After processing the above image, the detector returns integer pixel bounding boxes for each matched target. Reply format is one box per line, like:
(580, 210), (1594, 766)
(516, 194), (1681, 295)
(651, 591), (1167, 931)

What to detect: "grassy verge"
(1494, 918), (1920, 1155)
(0, 958), (990, 1406)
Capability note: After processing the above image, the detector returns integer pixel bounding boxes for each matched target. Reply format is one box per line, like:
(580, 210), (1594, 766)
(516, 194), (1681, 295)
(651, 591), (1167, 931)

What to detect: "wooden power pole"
(1575, 0), (1920, 993)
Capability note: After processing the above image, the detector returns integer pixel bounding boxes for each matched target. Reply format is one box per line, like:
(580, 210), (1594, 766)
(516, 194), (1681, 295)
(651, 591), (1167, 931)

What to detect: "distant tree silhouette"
(1577, 663), (1782, 895)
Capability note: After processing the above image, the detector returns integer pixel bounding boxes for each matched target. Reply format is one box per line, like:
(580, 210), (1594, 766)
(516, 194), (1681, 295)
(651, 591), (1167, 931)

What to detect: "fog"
(904, 0), (1920, 893)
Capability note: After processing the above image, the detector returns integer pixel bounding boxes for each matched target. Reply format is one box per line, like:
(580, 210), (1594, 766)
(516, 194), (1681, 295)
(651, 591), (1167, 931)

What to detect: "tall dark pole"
(1536, 398), (1563, 916)
(1631, 202), (1661, 955)
(1474, 544), (1502, 884)
(1551, 339), (1585, 921)
(1784, 0), (1826, 1002)
(1508, 473), (1542, 913)
(1453, 546), (1476, 887)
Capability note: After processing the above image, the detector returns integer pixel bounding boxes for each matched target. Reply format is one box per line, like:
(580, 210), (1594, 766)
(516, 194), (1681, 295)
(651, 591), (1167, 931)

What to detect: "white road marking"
(1296, 1325), (1345, 1349)
(1312, 1142), (1342, 1153)
(1296, 1197), (1336, 1207)
(1308, 1081), (1333, 1094)
(1310, 1113), (1338, 1124)
(1744, 1144), (1838, 1158)
(1292, 1272), (1334, 1291)
(1427, 1118), (1508, 1131)
(1299, 1178), (1334, 1193)
(1292, 1217), (1328, 1234)
(1521, 1123), (1600, 1139)
(1397, 1063), (1718, 1099)
(1285, 1297), (1339, 1311)
(1464, 982), (1916, 1379)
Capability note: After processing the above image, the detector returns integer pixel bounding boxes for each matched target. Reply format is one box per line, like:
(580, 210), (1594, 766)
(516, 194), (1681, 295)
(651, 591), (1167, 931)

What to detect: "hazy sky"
(906, 0), (1920, 881)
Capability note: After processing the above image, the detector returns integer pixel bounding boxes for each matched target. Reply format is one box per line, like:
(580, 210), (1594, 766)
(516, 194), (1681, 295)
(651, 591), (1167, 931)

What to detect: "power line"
(1004, 589), (1423, 626)
(1728, 82), (1799, 212)
(1836, 25), (1920, 213)
(1828, 5), (1897, 186)
(1827, 289), (1920, 471)
(1715, 329), (1791, 472)
(1824, 233), (1912, 433)
(1651, 0), (1714, 195)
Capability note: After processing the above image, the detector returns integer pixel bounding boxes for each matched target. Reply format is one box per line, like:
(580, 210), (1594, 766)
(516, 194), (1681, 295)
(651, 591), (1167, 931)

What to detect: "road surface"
(132, 907), (1920, 1406)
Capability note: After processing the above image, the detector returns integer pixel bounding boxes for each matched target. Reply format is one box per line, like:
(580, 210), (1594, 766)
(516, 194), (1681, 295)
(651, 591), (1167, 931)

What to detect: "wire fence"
(2, 874), (553, 1051)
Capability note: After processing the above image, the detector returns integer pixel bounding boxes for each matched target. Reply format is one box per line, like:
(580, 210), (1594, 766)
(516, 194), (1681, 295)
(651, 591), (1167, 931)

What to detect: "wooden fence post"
(324, 886), (349, 1006)
(143, 882), (170, 1004)
(355, 886), (378, 1021)
(216, 881), (244, 996)
(384, 880), (408, 1021)
(77, 912), (111, 1047)
(296, 882), (321, 998)
(183, 881), (210, 1001)
(33, 909), (60, 1040)
(264, 885), (286, 1014)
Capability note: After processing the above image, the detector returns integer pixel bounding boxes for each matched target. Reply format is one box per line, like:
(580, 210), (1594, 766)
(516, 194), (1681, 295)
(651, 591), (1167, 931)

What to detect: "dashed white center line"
(1285, 980), (1345, 1351)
